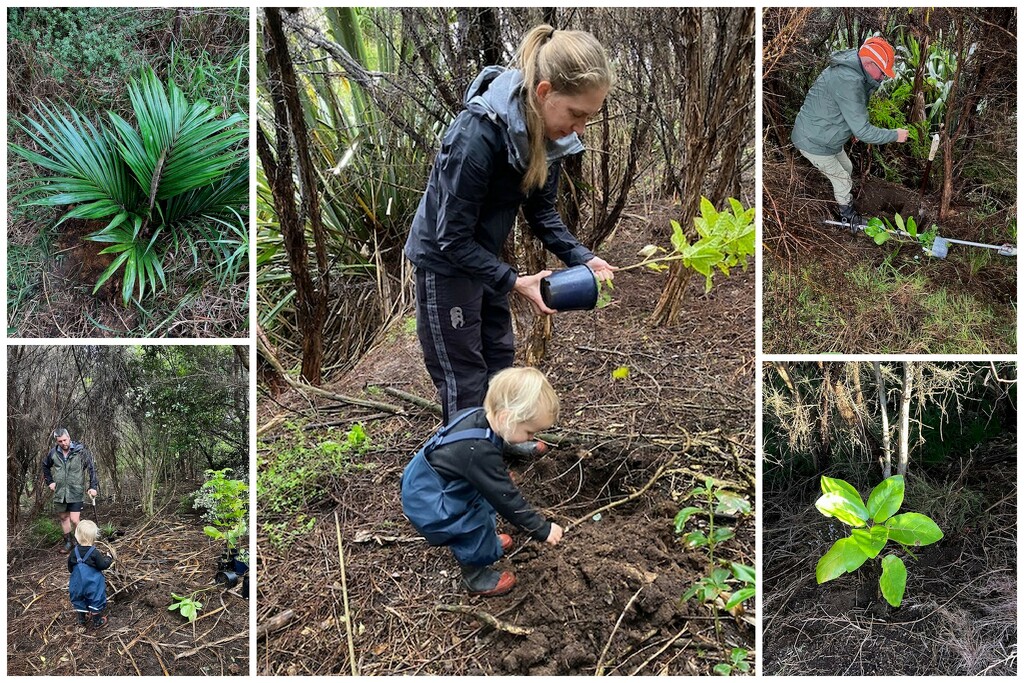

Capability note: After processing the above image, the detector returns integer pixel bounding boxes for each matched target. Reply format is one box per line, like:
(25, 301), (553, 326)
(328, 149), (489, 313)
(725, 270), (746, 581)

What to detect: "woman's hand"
(586, 256), (617, 282)
(512, 270), (557, 315)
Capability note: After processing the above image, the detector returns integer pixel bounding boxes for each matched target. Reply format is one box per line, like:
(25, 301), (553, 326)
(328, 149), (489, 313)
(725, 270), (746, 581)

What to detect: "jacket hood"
(465, 66), (584, 173)
(830, 48), (881, 87)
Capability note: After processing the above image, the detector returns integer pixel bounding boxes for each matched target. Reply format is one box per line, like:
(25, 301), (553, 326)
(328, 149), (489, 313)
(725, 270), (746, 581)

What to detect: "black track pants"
(415, 270), (515, 423)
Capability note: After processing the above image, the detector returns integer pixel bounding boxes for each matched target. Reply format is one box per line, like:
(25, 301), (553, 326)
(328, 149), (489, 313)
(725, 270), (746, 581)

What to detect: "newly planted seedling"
(168, 592), (203, 622)
(815, 474), (943, 607)
(864, 213), (940, 254)
(713, 648), (752, 676)
(675, 477), (751, 564)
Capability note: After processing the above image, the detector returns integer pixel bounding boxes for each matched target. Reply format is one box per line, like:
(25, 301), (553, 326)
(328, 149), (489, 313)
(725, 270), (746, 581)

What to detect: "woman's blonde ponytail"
(516, 24), (612, 193)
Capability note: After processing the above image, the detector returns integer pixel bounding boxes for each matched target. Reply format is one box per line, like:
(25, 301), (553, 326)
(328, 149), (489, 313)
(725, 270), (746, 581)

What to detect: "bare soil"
(763, 461), (1017, 676)
(7, 502), (249, 676)
(256, 204), (756, 675)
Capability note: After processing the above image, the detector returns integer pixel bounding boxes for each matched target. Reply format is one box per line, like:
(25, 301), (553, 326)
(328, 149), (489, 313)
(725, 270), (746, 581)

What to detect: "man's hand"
(896, 129), (909, 143)
(87, 489), (97, 499)
(585, 256), (618, 282)
(48, 482), (56, 492)
(512, 270), (557, 315)
(546, 523), (564, 546)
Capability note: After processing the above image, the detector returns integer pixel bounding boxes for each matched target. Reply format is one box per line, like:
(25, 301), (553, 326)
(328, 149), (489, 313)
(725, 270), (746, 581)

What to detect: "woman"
(405, 24), (616, 431)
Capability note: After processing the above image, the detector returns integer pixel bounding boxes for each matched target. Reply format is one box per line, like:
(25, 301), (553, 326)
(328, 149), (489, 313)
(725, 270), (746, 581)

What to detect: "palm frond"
(11, 101), (140, 223)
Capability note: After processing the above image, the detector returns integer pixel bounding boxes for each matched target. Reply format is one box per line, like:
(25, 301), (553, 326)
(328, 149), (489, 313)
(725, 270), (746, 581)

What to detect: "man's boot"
(460, 564), (516, 597)
(63, 532), (74, 551)
(838, 204), (863, 233)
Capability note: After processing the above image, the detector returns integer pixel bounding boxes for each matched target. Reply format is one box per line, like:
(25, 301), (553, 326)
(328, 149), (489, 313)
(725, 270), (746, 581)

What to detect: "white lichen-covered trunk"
(897, 362), (914, 477)
(873, 361), (891, 478)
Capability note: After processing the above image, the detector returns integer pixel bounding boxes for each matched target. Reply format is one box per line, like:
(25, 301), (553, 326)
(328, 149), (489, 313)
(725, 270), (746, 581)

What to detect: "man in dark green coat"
(42, 429), (99, 550)
(792, 36), (908, 226)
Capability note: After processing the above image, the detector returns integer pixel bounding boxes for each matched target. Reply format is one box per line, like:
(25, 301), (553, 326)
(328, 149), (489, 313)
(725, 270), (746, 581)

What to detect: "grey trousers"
(799, 148), (853, 206)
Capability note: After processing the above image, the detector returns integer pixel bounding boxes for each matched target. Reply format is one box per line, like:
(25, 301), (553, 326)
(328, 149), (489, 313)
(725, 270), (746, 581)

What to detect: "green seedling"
(168, 592), (203, 622)
(674, 477), (750, 564)
(713, 648), (752, 676)
(815, 474), (943, 607)
(864, 213), (940, 253)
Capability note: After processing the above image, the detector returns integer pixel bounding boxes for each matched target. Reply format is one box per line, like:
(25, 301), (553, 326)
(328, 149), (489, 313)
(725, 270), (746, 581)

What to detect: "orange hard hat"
(860, 36), (896, 78)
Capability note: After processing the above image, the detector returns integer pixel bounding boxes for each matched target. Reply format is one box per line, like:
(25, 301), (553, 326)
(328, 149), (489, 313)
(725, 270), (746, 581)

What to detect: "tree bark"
(873, 361), (892, 478)
(261, 9), (328, 384)
(897, 361), (914, 477)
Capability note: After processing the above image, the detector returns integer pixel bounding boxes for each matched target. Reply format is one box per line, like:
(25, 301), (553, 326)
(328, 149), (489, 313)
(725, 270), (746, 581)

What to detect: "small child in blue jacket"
(401, 367), (564, 597)
(68, 519), (113, 627)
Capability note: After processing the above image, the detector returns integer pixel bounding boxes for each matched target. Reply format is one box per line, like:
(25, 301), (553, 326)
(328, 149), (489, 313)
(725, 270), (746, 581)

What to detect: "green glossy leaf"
(851, 526), (888, 558)
(715, 491), (751, 516)
(815, 492), (869, 527)
(673, 507), (701, 533)
(866, 475), (904, 523)
(816, 537), (868, 583)
(724, 587), (755, 610)
(670, 220), (687, 254)
(730, 563), (755, 585)
(880, 554), (907, 607)
(885, 512), (944, 546)
(711, 527), (734, 544)
(820, 476), (863, 503)
(713, 663), (732, 676)
(683, 530), (708, 548)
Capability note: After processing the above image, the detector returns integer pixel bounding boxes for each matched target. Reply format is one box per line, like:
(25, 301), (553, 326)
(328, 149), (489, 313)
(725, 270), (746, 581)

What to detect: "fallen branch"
(630, 625), (690, 675)
(335, 511), (360, 676)
(376, 385), (442, 415)
(437, 604), (534, 635)
(256, 609), (295, 639)
(173, 631), (247, 660)
(595, 586), (644, 675)
(257, 326), (404, 414)
(567, 435), (693, 529)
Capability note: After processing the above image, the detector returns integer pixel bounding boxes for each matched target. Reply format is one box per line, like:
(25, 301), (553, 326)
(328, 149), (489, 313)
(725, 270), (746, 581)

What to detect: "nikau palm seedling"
(815, 475), (943, 607)
(11, 67), (248, 304)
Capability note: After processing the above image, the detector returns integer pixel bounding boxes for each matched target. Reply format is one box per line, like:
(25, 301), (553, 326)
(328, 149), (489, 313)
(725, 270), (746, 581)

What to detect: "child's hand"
(546, 523), (564, 546)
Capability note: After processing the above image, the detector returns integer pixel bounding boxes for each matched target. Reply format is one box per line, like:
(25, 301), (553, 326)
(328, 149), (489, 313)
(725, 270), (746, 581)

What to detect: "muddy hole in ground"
(484, 445), (740, 675)
(53, 218), (121, 300)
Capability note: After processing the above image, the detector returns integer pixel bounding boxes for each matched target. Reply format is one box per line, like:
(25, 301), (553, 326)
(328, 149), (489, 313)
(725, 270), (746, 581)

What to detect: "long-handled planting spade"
(824, 217), (1017, 259)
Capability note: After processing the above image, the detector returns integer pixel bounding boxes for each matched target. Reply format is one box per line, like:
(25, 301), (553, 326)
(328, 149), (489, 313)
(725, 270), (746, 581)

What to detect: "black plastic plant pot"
(242, 575), (249, 600)
(216, 570), (240, 589)
(540, 265), (598, 311)
(233, 559), (249, 576)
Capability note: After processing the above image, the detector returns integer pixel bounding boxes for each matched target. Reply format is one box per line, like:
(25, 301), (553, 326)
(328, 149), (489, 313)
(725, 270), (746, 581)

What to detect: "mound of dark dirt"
(7, 503), (249, 676)
(763, 463), (1016, 676)
(256, 203), (756, 675)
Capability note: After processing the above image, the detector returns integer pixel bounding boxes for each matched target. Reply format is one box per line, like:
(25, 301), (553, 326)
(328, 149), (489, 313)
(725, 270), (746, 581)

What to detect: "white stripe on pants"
(799, 148), (854, 206)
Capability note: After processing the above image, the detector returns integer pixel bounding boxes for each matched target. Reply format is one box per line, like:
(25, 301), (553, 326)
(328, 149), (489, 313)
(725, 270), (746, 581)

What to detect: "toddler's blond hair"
(484, 367), (560, 436)
(75, 520), (98, 546)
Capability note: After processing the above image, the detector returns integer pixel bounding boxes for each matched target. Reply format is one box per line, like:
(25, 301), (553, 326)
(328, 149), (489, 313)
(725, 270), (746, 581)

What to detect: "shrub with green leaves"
(10, 67), (248, 304)
(815, 474), (944, 607)
(194, 468), (248, 550)
(625, 197), (755, 292)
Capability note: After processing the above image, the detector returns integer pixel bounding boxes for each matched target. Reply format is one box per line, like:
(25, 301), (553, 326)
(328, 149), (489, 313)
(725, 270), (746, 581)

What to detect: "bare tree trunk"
(897, 361), (914, 477)
(873, 361), (892, 478)
(261, 8), (328, 385)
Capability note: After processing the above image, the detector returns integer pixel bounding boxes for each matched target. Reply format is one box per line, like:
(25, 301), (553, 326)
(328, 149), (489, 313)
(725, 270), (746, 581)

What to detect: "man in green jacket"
(42, 429), (99, 551)
(792, 36), (908, 226)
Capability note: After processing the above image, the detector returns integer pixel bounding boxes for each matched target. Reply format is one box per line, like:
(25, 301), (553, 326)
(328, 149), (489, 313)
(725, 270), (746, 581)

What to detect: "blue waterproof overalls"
(401, 408), (505, 566)
(69, 546), (107, 613)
